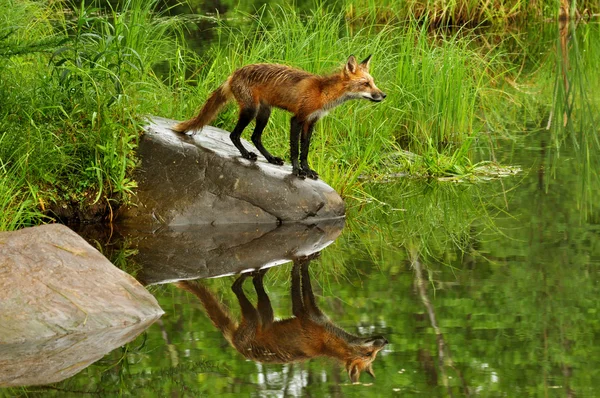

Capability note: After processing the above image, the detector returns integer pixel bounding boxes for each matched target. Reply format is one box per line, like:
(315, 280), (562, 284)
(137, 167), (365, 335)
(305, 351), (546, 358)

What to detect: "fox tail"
(175, 280), (237, 344)
(172, 78), (232, 133)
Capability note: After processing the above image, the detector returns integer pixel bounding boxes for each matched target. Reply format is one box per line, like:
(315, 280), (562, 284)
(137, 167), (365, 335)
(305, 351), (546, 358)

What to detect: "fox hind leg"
(232, 273), (259, 330)
(230, 107), (258, 161)
(252, 105), (284, 166)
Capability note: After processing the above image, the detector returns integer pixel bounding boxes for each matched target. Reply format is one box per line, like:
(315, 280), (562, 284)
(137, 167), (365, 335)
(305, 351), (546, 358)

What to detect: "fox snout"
(369, 91), (386, 102)
(369, 336), (388, 346)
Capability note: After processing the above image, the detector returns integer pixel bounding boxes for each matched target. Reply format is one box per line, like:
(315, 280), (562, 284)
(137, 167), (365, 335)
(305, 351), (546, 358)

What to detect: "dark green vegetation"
(0, 0), (157, 229)
(1, 1), (600, 396)
(172, 0), (600, 26)
(2, 0), (598, 229)
(1, 0), (181, 228)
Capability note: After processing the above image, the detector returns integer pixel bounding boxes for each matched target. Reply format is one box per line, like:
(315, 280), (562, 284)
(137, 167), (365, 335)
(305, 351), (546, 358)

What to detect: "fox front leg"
(300, 121), (318, 180)
(290, 116), (306, 179)
(252, 269), (274, 328)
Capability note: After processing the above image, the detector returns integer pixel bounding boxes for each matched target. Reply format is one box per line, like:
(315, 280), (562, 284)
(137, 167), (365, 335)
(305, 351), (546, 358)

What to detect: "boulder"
(117, 116), (345, 227)
(0, 224), (164, 386)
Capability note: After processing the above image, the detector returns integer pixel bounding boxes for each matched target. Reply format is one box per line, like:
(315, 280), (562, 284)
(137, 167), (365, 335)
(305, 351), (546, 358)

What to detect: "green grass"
(0, 160), (45, 231)
(2, 0), (597, 230)
(171, 6), (518, 193)
(0, 0), (186, 228)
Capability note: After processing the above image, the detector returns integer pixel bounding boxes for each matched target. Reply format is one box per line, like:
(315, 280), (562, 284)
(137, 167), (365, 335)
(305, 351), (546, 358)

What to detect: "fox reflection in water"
(176, 254), (388, 383)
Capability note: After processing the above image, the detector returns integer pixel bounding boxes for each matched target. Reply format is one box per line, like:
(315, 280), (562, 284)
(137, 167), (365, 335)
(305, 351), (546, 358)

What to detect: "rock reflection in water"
(121, 219), (345, 285)
(176, 254), (388, 384)
(73, 215), (344, 286)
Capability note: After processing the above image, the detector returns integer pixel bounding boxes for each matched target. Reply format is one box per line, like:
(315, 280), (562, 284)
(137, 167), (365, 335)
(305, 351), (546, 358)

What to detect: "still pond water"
(5, 8), (600, 398)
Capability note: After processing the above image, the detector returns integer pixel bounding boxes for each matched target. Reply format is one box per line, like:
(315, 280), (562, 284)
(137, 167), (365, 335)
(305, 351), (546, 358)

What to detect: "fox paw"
(292, 168), (307, 179)
(243, 152), (258, 161)
(305, 169), (319, 180)
(268, 156), (284, 166)
(298, 252), (321, 262)
(306, 252), (321, 260)
(251, 268), (269, 279)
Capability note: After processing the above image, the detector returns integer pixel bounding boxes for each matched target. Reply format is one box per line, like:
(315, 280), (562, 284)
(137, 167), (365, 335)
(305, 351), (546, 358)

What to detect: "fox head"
(342, 55), (386, 103)
(345, 335), (388, 383)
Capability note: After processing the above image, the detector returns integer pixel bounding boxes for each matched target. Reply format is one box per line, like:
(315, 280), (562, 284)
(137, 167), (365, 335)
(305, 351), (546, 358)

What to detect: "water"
(4, 7), (600, 398)
(7, 128), (598, 396)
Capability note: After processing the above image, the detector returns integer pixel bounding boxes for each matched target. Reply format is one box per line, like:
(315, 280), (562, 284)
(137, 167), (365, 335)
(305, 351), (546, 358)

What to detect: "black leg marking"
(291, 261), (305, 317)
(300, 121), (318, 180)
(251, 106), (284, 165)
(300, 258), (326, 322)
(290, 117), (305, 179)
(230, 107), (258, 161)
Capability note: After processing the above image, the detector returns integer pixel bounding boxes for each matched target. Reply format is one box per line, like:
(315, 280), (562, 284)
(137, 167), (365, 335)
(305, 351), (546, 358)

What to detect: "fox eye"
(365, 351), (374, 357)
(362, 81), (370, 87)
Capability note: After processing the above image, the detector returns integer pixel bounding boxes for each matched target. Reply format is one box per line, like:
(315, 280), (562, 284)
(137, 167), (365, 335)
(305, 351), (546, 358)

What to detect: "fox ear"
(366, 364), (375, 379)
(360, 54), (372, 71)
(345, 55), (358, 74)
(347, 364), (361, 384)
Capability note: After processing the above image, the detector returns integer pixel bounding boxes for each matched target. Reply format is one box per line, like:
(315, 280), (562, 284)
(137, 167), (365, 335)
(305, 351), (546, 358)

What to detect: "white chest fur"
(306, 92), (358, 122)
(307, 109), (330, 121)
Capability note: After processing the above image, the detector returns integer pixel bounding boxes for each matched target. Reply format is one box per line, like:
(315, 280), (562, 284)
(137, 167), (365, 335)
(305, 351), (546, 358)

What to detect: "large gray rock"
(117, 116), (345, 226)
(0, 224), (164, 386)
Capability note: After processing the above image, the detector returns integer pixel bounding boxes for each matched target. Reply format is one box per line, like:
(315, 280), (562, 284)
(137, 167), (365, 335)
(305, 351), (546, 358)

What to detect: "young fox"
(175, 255), (388, 383)
(172, 55), (386, 179)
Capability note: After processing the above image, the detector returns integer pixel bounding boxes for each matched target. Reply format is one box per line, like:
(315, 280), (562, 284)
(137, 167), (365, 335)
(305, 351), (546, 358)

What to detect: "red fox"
(172, 55), (386, 179)
(175, 254), (388, 383)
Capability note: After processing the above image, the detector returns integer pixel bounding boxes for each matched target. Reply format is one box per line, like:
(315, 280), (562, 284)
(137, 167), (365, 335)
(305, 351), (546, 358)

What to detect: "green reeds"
(540, 20), (600, 218)
(174, 6), (512, 192)
(0, 170), (45, 231)
(343, 0), (600, 26)
(0, 0), (187, 228)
